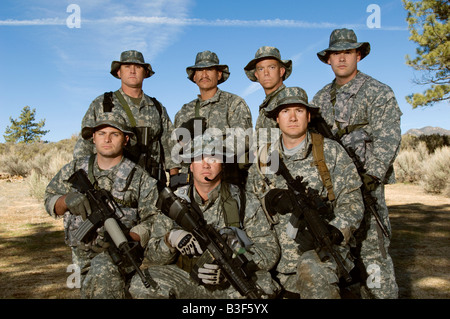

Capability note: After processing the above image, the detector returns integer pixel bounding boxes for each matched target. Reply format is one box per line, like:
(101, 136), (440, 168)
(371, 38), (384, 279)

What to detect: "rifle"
(157, 186), (263, 299)
(68, 169), (154, 288)
(135, 127), (167, 186)
(310, 115), (389, 238)
(276, 159), (352, 283)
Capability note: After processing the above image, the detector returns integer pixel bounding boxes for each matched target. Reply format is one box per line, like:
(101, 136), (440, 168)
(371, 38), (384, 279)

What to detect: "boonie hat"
(81, 112), (135, 145)
(265, 86), (319, 119)
(186, 50), (230, 84)
(317, 28), (371, 64)
(110, 50), (154, 79)
(179, 132), (234, 163)
(244, 46), (292, 82)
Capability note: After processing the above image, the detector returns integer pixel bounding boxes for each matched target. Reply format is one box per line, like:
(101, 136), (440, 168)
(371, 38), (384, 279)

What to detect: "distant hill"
(405, 126), (450, 136)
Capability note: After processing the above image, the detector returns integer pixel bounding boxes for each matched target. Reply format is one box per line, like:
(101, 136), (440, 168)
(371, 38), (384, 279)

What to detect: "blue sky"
(0, 0), (448, 143)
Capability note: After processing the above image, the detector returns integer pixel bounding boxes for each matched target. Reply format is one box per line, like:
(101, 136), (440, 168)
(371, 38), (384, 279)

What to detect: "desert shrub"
(394, 141), (429, 183)
(400, 134), (420, 151)
(418, 134), (450, 153)
(0, 149), (30, 176)
(419, 146), (450, 195)
(27, 148), (74, 200)
(0, 137), (76, 178)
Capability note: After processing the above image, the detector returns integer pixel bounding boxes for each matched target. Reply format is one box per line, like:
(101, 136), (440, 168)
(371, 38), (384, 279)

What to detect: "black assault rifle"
(157, 186), (263, 299)
(276, 159), (352, 283)
(309, 115), (390, 239)
(68, 169), (154, 288)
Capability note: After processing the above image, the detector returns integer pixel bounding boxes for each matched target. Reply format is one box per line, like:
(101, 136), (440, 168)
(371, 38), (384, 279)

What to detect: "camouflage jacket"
(246, 131), (364, 274)
(145, 182), (280, 271)
(44, 155), (161, 248)
(312, 71), (402, 183)
(174, 88), (252, 132)
(254, 84), (285, 145)
(174, 89), (253, 172)
(73, 88), (178, 170)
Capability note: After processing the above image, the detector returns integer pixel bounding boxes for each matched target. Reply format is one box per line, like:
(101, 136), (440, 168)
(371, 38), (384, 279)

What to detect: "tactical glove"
(179, 117), (207, 140)
(64, 192), (91, 220)
(197, 263), (225, 285)
(168, 229), (203, 256)
(328, 225), (344, 245)
(263, 188), (295, 216)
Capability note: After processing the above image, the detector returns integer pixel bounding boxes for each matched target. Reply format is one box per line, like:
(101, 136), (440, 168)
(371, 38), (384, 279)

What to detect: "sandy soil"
(0, 177), (448, 299)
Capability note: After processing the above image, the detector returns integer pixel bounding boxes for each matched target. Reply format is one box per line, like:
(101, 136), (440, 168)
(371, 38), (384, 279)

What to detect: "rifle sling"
(310, 133), (335, 202)
(114, 90), (137, 128)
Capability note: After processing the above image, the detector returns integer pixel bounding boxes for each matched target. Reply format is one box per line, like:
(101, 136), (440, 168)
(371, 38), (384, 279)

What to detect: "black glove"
(263, 189), (295, 216)
(328, 225), (344, 245)
(179, 117), (207, 140)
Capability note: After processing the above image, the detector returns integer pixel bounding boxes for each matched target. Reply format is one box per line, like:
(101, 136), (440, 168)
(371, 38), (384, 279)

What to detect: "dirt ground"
(0, 177), (449, 299)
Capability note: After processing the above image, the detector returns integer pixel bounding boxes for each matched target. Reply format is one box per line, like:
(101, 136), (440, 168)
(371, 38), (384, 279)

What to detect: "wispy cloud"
(0, 18), (65, 26)
(0, 16), (406, 31)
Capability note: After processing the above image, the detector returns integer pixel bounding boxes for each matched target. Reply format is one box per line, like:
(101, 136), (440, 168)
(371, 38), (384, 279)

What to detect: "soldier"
(311, 28), (402, 299)
(129, 133), (280, 299)
(244, 46), (292, 145)
(172, 50), (253, 187)
(73, 50), (179, 186)
(44, 113), (163, 298)
(246, 87), (364, 298)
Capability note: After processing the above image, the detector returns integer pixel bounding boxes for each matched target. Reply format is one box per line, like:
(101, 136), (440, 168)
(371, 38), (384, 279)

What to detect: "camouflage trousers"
(353, 185), (399, 299)
(277, 246), (354, 299)
(129, 264), (280, 299)
(71, 247), (127, 299)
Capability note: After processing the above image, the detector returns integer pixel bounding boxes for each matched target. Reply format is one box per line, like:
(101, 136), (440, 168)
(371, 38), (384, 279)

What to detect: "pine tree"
(4, 106), (49, 143)
(403, 0), (450, 108)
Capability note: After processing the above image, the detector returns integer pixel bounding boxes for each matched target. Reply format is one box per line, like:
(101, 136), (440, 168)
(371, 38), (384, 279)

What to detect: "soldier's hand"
(168, 229), (203, 256)
(328, 225), (344, 245)
(361, 173), (380, 192)
(64, 192), (91, 220)
(198, 263), (225, 285)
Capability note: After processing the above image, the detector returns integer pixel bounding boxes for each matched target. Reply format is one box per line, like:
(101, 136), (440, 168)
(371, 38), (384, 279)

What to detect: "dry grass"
(0, 176), (449, 299)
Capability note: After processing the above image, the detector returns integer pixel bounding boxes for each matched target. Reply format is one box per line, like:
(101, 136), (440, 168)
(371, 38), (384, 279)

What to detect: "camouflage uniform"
(246, 87), (364, 298)
(73, 50), (178, 175)
(312, 29), (402, 298)
(44, 155), (161, 298)
(45, 113), (162, 299)
(129, 135), (280, 299)
(174, 51), (253, 174)
(244, 46), (293, 145)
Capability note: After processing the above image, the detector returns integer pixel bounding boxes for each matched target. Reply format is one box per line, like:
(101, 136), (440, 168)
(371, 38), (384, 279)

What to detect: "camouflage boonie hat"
(186, 50), (230, 84)
(265, 86), (318, 119)
(81, 112), (136, 145)
(110, 50), (154, 79)
(180, 132), (234, 163)
(244, 46), (292, 82)
(317, 28), (371, 64)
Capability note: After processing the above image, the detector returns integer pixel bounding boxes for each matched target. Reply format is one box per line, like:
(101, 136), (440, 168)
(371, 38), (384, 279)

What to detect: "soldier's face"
(254, 59), (285, 94)
(193, 67), (222, 90)
(117, 63), (146, 88)
(327, 49), (361, 85)
(276, 105), (310, 142)
(190, 156), (222, 186)
(93, 126), (129, 158)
